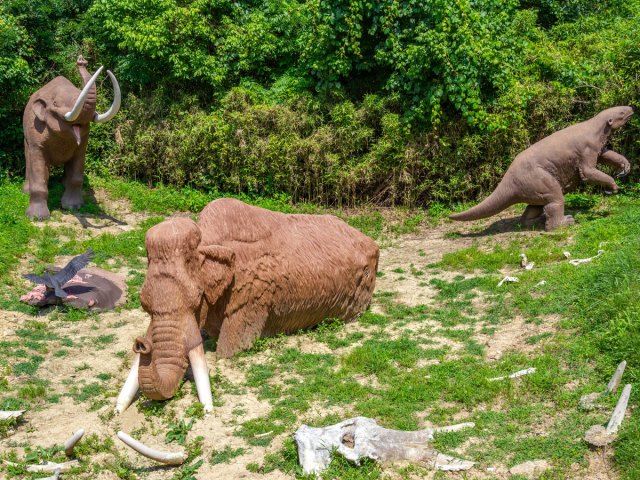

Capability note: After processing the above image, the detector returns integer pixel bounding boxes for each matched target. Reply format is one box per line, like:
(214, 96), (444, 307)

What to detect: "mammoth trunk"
(77, 64), (97, 115)
(137, 319), (188, 400)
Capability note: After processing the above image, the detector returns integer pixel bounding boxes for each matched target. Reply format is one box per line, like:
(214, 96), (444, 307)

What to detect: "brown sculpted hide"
(450, 107), (634, 231)
(135, 199), (379, 401)
(23, 56), (120, 220)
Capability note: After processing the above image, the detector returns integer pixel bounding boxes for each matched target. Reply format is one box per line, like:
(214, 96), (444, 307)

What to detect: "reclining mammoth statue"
(116, 198), (379, 413)
(23, 55), (121, 220)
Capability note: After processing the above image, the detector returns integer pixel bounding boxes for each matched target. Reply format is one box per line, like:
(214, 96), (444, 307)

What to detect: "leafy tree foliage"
(1, 0), (639, 207)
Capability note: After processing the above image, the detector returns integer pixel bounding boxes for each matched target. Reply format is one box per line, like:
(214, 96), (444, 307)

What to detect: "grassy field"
(0, 176), (638, 479)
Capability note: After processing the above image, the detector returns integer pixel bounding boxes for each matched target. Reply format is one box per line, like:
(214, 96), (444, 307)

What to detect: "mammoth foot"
(26, 203), (50, 221)
(61, 190), (85, 210)
(545, 215), (574, 232)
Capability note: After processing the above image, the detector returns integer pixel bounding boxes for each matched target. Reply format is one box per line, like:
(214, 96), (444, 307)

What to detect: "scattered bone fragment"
(4, 460), (79, 473)
(117, 431), (187, 465)
(533, 280), (546, 287)
(64, 429), (84, 456)
(563, 251), (571, 259)
(497, 276), (518, 287)
(0, 410), (24, 420)
(579, 360), (627, 410)
(254, 430), (273, 438)
(606, 361), (626, 394)
(488, 368), (536, 382)
(585, 384), (632, 446)
(520, 254), (534, 270)
(293, 416), (474, 476)
(569, 250), (604, 266)
(606, 384), (631, 434)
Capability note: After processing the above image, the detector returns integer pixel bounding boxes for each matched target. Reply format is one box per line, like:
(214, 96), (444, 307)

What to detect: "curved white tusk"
(93, 70), (121, 123)
(117, 431), (187, 465)
(115, 353), (140, 414)
(188, 343), (213, 413)
(64, 429), (84, 456)
(64, 66), (104, 122)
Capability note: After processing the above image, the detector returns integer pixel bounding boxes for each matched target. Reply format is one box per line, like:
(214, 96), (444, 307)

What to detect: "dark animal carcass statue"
(450, 106), (634, 231)
(116, 198), (379, 412)
(23, 56), (121, 220)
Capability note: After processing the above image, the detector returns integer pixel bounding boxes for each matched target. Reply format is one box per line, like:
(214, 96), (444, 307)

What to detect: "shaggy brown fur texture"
(135, 198), (379, 400)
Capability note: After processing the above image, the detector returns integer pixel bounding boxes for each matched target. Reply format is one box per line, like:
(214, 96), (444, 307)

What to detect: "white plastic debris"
(488, 368), (536, 382)
(497, 276), (519, 287)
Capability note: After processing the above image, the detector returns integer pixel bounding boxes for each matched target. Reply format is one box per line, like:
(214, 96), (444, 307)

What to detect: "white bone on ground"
(569, 250), (604, 266)
(0, 410), (24, 420)
(534, 280), (546, 287)
(117, 431), (187, 465)
(488, 367), (536, 382)
(293, 416), (474, 476)
(115, 353), (140, 414)
(606, 361), (626, 394)
(606, 384), (632, 434)
(64, 429), (85, 456)
(497, 276), (518, 287)
(2, 460), (79, 473)
(188, 343), (214, 413)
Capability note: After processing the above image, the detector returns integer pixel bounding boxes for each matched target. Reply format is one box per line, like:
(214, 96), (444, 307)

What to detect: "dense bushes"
(2, 0), (639, 206)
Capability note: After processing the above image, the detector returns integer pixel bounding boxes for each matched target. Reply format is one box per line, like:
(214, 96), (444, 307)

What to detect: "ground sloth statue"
(450, 106), (633, 231)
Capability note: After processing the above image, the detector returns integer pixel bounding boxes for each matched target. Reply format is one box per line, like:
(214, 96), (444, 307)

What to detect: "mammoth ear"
(32, 99), (47, 123)
(198, 245), (235, 305)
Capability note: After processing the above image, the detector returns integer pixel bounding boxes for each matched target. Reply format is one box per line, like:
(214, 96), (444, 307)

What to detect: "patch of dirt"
(478, 315), (560, 361)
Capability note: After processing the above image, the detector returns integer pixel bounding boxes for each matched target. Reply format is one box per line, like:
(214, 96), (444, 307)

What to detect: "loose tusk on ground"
(117, 431), (187, 465)
(488, 368), (536, 382)
(64, 429), (84, 456)
(116, 353), (140, 413)
(606, 384), (632, 435)
(606, 361), (626, 394)
(0, 410), (24, 420)
(188, 344), (213, 413)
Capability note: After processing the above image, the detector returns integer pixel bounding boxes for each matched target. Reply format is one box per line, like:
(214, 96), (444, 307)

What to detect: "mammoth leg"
(520, 205), (544, 226)
(61, 145), (86, 210)
(543, 200), (574, 231)
(23, 139), (30, 193)
(25, 145), (50, 220)
(216, 306), (268, 358)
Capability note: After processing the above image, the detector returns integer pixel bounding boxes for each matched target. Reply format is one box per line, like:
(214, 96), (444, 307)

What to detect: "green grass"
(1, 177), (639, 479)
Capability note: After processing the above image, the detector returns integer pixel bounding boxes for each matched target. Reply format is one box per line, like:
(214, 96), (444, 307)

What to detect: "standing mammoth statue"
(116, 199), (379, 413)
(23, 55), (121, 220)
